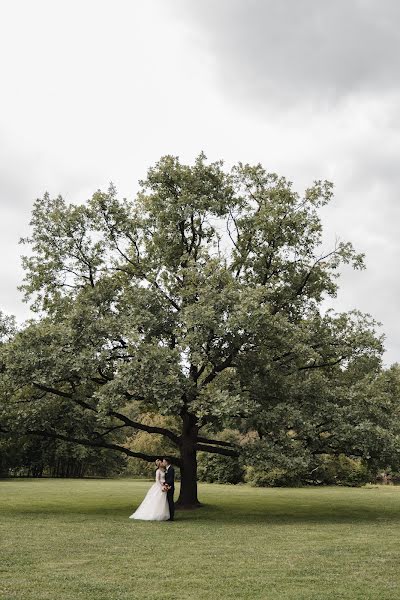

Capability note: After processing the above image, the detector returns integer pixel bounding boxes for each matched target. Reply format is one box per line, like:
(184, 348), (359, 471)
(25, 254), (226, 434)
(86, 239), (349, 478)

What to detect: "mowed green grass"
(1, 480), (400, 600)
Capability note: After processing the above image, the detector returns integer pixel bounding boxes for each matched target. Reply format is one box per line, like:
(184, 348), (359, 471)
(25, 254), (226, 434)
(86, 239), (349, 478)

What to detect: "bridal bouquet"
(162, 483), (171, 492)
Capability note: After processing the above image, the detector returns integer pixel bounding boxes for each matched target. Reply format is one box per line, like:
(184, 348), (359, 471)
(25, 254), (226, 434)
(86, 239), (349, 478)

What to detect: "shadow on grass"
(189, 502), (400, 525)
(2, 479), (400, 524)
(3, 499), (400, 525)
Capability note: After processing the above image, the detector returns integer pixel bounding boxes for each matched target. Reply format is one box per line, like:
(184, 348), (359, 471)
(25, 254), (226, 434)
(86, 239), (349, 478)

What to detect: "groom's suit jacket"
(165, 465), (175, 490)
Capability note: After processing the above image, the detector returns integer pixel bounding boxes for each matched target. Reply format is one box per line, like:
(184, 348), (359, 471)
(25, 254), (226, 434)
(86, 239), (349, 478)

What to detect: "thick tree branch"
(107, 410), (180, 445)
(18, 428), (182, 466)
(195, 442), (240, 457)
(32, 382), (180, 444)
(196, 436), (238, 449)
(94, 424), (127, 438)
(32, 382), (73, 400)
(200, 353), (235, 387)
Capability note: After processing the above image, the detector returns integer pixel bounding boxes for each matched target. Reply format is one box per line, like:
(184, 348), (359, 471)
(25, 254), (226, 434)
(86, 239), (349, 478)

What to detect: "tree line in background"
(0, 434), (125, 478)
(1, 154), (400, 503)
(3, 410), (400, 487)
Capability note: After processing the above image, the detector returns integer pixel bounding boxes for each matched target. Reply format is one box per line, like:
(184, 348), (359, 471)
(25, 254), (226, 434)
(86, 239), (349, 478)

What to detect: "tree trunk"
(176, 414), (201, 508)
(176, 446), (200, 508)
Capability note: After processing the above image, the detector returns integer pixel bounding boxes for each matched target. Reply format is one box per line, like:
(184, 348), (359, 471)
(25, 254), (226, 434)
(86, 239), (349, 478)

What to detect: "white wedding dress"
(129, 468), (170, 521)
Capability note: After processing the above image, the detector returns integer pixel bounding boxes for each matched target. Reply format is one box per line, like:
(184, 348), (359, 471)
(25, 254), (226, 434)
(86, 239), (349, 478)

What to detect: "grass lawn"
(1, 479), (400, 600)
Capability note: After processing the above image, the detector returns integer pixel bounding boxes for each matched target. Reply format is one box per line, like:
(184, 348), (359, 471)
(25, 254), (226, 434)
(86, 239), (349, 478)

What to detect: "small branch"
(295, 249), (337, 298)
(108, 231), (181, 311)
(297, 356), (345, 371)
(272, 351), (295, 363)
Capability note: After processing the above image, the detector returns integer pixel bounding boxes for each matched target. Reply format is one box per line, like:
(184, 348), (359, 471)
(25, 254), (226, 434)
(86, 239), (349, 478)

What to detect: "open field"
(1, 479), (400, 600)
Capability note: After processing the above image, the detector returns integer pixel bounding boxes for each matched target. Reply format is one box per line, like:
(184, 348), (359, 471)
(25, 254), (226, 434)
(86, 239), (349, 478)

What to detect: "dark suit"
(164, 465), (175, 520)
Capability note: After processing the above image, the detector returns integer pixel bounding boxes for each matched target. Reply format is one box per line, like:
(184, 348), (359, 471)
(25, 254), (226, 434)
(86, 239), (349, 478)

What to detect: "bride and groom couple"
(129, 458), (175, 522)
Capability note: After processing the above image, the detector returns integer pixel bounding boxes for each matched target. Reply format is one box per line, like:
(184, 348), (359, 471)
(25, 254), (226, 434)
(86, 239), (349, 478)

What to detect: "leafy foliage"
(0, 154), (393, 501)
(197, 430), (244, 484)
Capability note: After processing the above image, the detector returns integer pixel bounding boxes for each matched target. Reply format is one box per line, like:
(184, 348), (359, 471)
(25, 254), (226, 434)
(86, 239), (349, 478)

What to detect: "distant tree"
(0, 155), (386, 506)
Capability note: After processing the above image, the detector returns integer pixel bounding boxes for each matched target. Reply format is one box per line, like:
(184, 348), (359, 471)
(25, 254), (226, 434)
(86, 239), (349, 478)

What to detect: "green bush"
(197, 429), (244, 484)
(309, 454), (371, 486)
(198, 452), (244, 484)
(244, 465), (305, 487)
(243, 453), (371, 487)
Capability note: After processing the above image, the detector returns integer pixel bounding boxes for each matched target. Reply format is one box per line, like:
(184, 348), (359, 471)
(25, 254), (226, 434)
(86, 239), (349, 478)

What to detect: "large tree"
(0, 155), (384, 506)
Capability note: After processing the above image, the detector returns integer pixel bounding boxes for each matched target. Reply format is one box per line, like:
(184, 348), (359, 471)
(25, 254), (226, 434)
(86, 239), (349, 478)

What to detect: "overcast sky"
(1, 1), (399, 365)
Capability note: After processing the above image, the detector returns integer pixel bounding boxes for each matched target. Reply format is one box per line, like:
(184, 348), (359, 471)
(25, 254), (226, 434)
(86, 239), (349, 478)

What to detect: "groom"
(162, 458), (175, 521)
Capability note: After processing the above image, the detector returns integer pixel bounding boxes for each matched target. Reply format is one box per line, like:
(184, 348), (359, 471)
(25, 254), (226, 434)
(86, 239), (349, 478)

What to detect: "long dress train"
(129, 468), (170, 521)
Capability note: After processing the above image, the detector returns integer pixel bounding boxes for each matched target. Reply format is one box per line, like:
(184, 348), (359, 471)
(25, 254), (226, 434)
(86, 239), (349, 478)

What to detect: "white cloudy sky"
(1, 0), (400, 365)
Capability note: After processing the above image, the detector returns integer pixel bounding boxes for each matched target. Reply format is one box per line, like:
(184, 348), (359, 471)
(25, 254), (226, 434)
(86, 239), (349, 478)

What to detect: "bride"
(129, 459), (170, 521)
